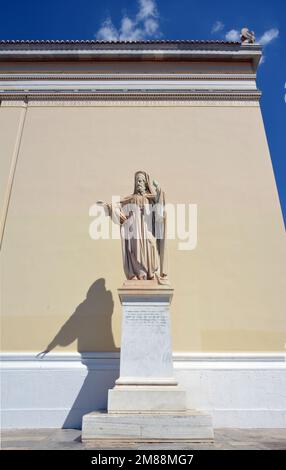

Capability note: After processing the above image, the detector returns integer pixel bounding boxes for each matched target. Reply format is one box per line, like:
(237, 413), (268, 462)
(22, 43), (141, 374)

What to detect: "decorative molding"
(1, 352), (119, 361)
(174, 352), (286, 362)
(1, 352), (285, 369)
(1, 352), (119, 370)
(0, 77), (257, 93)
(0, 73), (257, 81)
(29, 100), (260, 107)
(0, 90), (262, 102)
(0, 48), (262, 68)
(0, 100), (27, 107)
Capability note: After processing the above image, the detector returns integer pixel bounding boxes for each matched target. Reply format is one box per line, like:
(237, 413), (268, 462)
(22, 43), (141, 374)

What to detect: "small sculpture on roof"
(240, 28), (255, 44)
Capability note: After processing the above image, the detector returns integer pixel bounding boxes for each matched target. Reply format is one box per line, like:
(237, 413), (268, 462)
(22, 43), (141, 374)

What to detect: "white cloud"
(259, 28), (279, 46)
(225, 29), (240, 41)
(258, 28), (279, 64)
(96, 18), (119, 41)
(144, 17), (159, 35)
(211, 21), (224, 34)
(137, 0), (158, 20)
(96, 0), (161, 41)
(120, 16), (142, 40)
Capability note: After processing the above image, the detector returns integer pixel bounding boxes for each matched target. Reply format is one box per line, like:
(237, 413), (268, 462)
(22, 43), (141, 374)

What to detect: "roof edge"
(0, 39), (242, 45)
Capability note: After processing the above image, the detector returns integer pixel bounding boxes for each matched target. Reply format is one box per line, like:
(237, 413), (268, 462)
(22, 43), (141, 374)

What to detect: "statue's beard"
(136, 183), (146, 194)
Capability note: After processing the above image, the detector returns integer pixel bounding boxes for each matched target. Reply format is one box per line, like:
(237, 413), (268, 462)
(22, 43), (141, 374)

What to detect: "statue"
(240, 28), (255, 44)
(97, 171), (168, 284)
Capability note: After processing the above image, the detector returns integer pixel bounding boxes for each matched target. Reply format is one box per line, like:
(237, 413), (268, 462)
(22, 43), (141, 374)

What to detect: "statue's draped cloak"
(110, 171), (168, 280)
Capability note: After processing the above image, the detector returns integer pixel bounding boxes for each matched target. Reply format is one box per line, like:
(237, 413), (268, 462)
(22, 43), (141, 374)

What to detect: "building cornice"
(0, 89), (261, 102)
(0, 40), (262, 70)
(0, 73), (257, 81)
(0, 41), (262, 99)
(0, 74), (258, 96)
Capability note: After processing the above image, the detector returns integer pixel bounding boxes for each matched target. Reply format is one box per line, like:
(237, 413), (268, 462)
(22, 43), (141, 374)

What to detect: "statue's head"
(133, 170), (153, 196)
(135, 171), (147, 195)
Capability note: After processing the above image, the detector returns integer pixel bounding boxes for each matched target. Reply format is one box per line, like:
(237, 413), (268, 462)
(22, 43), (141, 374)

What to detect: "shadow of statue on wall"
(38, 278), (118, 354)
(37, 277), (120, 429)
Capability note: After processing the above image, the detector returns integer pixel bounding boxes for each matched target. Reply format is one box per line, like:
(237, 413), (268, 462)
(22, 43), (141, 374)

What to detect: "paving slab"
(1, 428), (286, 450)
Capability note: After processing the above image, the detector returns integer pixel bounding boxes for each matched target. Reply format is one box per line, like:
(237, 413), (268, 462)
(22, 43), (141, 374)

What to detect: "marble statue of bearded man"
(99, 171), (168, 283)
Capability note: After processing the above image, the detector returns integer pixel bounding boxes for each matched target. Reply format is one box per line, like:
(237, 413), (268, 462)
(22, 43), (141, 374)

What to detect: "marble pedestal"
(82, 281), (213, 442)
(109, 281), (184, 413)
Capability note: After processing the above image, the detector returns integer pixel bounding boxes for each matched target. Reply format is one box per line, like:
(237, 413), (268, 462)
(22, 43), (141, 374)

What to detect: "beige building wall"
(1, 98), (285, 353)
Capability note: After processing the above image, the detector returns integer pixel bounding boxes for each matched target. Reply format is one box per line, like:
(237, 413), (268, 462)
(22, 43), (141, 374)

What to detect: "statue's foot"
(155, 273), (170, 285)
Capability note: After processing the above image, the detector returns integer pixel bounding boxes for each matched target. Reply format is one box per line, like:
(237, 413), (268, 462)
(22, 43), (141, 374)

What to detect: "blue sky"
(0, 0), (285, 226)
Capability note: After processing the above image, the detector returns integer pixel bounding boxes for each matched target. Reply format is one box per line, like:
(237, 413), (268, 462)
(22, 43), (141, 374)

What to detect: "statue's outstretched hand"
(96, 200), (110, 215)
(96, 200), (107, 207)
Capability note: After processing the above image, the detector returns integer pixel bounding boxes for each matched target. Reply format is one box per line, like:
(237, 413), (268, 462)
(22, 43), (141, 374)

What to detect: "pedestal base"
(82, 410), (214, 442)
(108, 385), (187, 412)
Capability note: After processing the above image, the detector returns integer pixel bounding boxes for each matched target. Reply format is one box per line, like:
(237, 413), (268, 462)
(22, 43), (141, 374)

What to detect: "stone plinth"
(82, 410), (214, 442)
(82, 280), (214, 442)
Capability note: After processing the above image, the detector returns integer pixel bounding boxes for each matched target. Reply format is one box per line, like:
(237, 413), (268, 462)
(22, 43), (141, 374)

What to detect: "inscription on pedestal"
(119, 303), (174, 380)
(125, 307), (168, 328)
